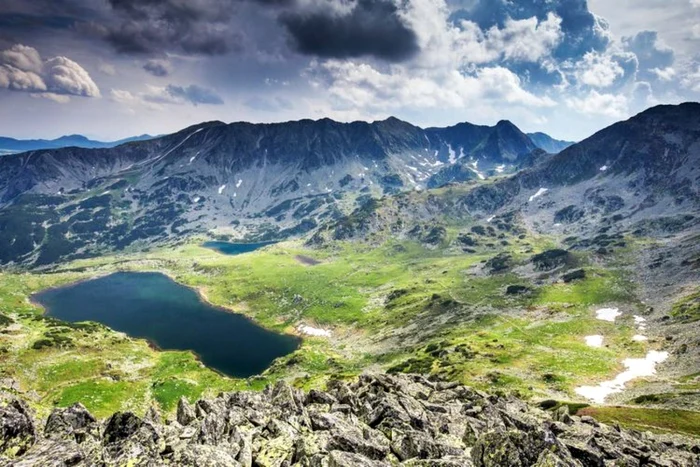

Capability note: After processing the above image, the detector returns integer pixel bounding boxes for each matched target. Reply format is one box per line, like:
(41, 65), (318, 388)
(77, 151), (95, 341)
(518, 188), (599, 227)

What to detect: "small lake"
(202, 241), (275, 255)
(33, 272), (300, 378)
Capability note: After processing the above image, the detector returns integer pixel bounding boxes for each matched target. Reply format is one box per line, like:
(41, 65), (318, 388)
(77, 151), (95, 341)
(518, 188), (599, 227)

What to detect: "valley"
(1, 215), (697, 434)
(0, 104), (699, 464)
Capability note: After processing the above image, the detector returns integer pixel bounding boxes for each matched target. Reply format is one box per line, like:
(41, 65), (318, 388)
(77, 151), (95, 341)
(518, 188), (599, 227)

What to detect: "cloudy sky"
(1, 0), (699, 142)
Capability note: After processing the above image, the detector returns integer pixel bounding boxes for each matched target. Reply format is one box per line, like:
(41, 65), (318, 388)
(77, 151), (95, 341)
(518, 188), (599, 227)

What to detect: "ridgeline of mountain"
(0, 134), (155, 154)
(0, 117), (558, 267)
(312, 104), (700, 277)
(526, 132), (575, 154)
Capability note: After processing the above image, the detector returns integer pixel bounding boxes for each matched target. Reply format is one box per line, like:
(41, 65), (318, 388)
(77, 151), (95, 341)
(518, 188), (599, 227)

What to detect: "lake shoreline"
(32, 270), (302, 379)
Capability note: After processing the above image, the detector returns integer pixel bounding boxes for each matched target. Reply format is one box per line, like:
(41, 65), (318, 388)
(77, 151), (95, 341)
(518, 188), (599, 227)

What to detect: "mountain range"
(0, 104), (696, 269)
(0, 134), (155, 155)
(0, 117), (573, 266)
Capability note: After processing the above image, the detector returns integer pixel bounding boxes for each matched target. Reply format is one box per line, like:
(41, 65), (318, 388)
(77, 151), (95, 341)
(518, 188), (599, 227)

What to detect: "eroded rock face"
(2, 373), (699, 466)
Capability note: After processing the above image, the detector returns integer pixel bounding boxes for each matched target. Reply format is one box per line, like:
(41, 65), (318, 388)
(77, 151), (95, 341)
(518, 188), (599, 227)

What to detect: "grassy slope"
(0, 226), (696, 434)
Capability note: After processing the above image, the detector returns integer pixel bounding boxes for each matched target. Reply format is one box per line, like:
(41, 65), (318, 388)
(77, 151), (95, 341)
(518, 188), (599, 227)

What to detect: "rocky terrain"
(2, 373), (698, 466)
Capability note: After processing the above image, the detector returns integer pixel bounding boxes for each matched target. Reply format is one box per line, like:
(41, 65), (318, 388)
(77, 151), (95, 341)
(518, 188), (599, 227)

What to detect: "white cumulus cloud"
(0, 44), (100, 102)
(575, 51), (625, 88)
(566, 90), (628, 118)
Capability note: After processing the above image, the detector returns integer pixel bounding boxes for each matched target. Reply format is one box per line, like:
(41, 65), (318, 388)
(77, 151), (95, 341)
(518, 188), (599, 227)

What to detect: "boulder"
(0, 398), (35, 457)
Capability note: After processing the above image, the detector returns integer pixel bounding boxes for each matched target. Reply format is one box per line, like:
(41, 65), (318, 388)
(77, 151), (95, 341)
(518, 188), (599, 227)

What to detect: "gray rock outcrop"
(1, 373), (698, 466)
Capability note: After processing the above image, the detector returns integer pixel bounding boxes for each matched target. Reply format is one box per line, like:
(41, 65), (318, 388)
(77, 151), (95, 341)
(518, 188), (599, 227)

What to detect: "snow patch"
(585, 335), (604, 348)
(495, 164), (506, 173)
(218, 185), (226, 194)
(600, 165), (608, 171)
(193, 197), (201, 203)
(528, 188), (549, 203)
(575, 351), (669, 404)
(632, 315), (648, 340)
(596, 308), (621, 322)
(447, 145), (457, 164)
(465, 161), (486, 180)
(298, 325), (332, 338)
(236, 179), (242, 188)
(486, 216), (495, 223)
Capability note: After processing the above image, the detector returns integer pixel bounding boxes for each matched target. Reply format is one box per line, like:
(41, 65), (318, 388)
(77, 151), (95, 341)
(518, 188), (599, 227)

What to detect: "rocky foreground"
(1, 374), (698, 466)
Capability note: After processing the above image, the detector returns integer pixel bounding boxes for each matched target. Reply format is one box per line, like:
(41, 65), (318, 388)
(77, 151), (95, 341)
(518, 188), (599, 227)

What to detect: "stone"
(0, 398), (36, 457)
(328, 450), (390, 467)
(177, 396), (197, 426)
(44, 403), (98, 443)
(1, 373), (698, 466)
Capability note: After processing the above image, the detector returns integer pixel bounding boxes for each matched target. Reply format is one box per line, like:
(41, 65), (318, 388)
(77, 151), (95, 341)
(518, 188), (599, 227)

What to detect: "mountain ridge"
(0, 134), (156, 154)
(0, 104), (696, 268)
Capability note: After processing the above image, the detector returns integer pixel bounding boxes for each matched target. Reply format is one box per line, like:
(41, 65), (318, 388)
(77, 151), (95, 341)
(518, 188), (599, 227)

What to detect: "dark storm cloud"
(0, 0), (422, 62)
(0, 0), (240, 56)
(279, 0), (420, 62)
(102, 0), (236, 55)
(143, 59), (173, 76)
(166, 84), (224, 105)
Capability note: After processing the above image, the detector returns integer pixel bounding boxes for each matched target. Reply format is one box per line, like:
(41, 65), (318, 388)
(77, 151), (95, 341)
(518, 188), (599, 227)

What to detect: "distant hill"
(0, 134), (155, 154)
(526, 132), (575, 153)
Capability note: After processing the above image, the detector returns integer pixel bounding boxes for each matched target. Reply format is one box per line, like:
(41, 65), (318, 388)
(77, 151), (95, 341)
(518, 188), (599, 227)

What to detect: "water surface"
(33, 272), (299, 378)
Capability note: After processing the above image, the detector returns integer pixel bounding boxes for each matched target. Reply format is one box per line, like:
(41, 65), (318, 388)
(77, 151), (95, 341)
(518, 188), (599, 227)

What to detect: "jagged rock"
(102, 411), (160, 463)
(143, 404), (162, 425)
(176, 444), (243, 466)
(9, 439), (84, 467)
(328, 450), (391, 466)
(533, 450), (580, 467)
(3, 373), (699, 466)
(472, 430), (526, 466)
(44, 403), (98, 443)
(177, 396), (197, 426)
(0, 398), (35, 458)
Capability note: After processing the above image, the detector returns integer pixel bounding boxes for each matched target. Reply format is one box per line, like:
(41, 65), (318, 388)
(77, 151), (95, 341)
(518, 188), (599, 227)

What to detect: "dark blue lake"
(202, 241), (275, 255)
(33, 272), (300, 378)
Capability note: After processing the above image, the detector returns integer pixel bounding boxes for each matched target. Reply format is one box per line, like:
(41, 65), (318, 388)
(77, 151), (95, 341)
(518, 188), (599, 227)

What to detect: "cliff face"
(2, 373), (698, 466)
